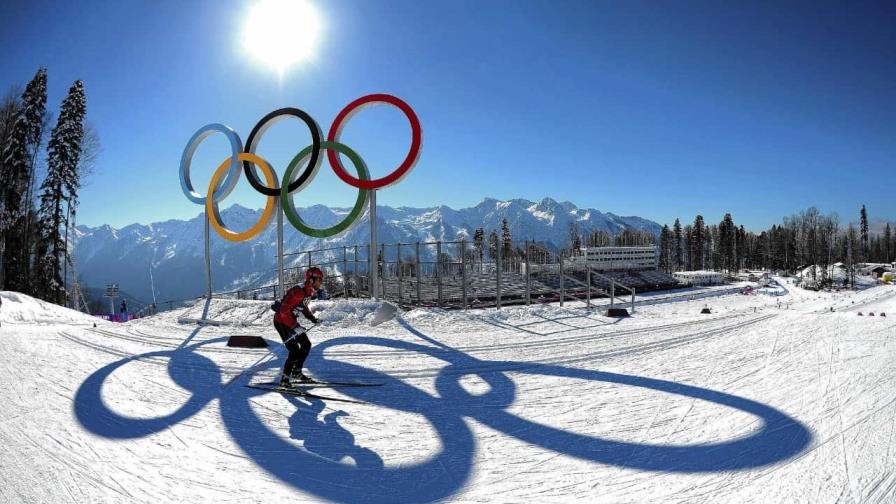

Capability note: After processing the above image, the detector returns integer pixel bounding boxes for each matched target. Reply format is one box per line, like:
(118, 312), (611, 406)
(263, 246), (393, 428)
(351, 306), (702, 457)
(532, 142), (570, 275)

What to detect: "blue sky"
(0, 0), (893, 231)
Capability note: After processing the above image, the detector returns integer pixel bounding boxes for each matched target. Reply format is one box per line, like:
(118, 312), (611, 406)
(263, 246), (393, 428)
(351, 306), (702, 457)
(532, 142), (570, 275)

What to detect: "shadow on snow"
(74, 319), (812, 503)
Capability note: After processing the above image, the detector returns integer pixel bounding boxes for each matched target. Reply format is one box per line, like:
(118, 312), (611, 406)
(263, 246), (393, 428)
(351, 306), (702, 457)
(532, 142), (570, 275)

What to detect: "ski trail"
(885, 399), (896, 465)
(835, 335), (855, 503)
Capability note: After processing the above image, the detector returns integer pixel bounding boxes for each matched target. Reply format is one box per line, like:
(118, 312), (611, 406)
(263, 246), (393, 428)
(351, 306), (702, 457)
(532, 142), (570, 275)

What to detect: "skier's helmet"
(305, 267), (324, 285)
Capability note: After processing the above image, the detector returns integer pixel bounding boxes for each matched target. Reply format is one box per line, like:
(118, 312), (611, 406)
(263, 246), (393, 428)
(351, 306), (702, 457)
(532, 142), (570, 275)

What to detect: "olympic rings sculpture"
(178, 94), (422, 240)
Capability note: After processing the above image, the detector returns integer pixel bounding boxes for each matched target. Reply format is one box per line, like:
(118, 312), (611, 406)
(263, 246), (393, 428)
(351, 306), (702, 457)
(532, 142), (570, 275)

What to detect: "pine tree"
(568, 222), (581, 252)
(684, 225), (694, 270)
(586, 229), (610, 247)
(845, 224), (859, 287)
(673, 218), (682, 271)
(736, 225), (746, 273)
(0, 87), (20, 140)
(34, 80), (86, 304)
(860, 205), (869, 261)
(659, 225), (671, 273)
(692, 215), (705, 270)
(0, 68), (47, 292)
(501, 218), (512, 258)
(706, 224), (718, 271)
(720, 213), (735, 273)
(0, 88), (20, 283)
(488, 229), (499, 261)
(885, 223), (891, 263)
(755, 231), (768, 269)
(473, 227), (484, 269)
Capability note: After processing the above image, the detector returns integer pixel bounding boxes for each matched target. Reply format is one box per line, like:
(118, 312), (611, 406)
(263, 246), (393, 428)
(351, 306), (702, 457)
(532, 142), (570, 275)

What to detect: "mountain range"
(72, 197), (661, 306)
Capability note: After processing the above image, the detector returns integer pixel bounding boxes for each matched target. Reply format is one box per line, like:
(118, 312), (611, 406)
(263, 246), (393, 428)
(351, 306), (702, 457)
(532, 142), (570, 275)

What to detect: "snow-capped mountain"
(72, 197), (661, 304)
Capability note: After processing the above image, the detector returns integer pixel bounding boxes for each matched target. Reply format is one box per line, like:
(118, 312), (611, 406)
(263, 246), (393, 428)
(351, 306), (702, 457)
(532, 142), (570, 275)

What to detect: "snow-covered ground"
(1, 281), (895, 503)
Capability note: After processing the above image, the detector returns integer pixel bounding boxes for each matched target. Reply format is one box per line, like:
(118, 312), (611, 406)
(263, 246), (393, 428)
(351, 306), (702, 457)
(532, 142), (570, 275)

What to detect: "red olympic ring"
(326, 93), (422, 190)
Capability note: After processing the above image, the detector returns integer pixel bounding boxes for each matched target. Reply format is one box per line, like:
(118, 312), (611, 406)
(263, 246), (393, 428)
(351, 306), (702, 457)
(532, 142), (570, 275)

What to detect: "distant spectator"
(120, 299), (128, 322)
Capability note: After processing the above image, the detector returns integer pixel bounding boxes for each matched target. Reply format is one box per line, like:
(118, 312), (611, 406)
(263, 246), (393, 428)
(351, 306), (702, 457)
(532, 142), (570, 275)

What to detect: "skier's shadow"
(219, 349), (475, 504)
(284, 395), (384, 470)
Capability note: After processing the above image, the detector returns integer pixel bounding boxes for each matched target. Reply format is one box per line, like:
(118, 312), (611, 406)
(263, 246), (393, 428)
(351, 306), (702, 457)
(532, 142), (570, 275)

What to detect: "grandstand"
(270, 240), (682, 309)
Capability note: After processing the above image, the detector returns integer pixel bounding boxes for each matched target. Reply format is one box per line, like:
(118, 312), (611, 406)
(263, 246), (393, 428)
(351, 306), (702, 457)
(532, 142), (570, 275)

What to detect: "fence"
(282, 245), (372, 299)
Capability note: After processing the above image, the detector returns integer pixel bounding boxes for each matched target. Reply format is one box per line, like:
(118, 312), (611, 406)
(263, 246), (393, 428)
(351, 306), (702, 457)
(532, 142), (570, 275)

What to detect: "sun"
(242, 0), (321, 74)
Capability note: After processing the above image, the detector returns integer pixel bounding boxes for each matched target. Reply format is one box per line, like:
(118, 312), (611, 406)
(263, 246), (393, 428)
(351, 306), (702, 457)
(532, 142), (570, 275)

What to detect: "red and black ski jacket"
(274, 284), (316, 328)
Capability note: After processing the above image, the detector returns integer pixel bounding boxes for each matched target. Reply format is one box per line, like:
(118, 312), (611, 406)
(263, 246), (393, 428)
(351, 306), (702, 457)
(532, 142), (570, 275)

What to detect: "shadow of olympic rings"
(73, 340), (224, 439)
(74, 324), (812, 503)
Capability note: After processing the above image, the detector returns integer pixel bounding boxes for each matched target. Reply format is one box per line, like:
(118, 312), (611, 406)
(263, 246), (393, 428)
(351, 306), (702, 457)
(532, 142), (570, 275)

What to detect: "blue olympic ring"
(179, 124), (243, 205)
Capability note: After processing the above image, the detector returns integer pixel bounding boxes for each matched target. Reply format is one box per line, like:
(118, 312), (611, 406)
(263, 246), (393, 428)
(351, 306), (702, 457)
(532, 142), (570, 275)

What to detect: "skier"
(273, 267), (323, 388)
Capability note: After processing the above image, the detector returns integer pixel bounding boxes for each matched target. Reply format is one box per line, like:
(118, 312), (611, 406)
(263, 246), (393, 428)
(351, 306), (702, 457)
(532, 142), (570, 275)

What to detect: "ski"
(256, 379), (383, 388)
(298, 379), (384, 388)
(245, 383), (366, 404)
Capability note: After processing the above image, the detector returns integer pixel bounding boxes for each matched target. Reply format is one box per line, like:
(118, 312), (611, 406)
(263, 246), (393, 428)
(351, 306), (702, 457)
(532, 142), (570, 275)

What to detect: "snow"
(527, 205), (555, 225)
(0, 291), (107, 325)
(1, 282), (895, 503)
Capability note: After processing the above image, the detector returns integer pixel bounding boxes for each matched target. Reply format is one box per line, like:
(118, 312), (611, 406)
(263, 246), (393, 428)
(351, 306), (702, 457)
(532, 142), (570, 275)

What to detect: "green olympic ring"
(281, 141), (370, 239)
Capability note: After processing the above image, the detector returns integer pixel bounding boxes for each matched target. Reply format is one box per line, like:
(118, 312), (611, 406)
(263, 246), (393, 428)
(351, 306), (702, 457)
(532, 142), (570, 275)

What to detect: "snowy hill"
(72, 198), (661, 304)
(0, 291), (106, 325)
(2, 284), (896, 502)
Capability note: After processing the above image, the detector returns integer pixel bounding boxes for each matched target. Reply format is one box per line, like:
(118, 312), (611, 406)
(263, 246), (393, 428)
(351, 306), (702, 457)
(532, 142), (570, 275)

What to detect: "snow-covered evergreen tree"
(673, 218), (682, 272)
(659, 224), (671, 273)
(720, 213), (735, 273)
(34, 80), (86, 304)
(567, 222), (581, 252)
(860, 205), (868, 261)
(585, 229), (611, 247)
(0, 68), (47, 292)
(884, 222), (893, 262)
(488, 229), (499, 260)
(501, 218), (512, 258)
(692, 215), (705, 270)
(473, 227), (484, 267)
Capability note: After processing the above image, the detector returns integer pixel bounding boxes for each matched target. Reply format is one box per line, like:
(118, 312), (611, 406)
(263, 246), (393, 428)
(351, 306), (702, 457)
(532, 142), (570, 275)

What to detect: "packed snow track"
(1, 283), (895, 503)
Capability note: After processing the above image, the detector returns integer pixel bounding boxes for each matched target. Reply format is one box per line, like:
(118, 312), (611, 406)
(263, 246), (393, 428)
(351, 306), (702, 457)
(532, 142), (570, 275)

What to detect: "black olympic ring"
(243, 107), (322, 196)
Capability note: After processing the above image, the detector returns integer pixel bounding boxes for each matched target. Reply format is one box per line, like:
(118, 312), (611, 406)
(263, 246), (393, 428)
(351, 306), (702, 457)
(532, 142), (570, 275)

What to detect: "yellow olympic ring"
(206, 152), (278, 242)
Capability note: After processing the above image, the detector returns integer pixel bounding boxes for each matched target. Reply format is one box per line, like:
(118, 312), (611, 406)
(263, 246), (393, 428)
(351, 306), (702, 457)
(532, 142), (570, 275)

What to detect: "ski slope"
(1, 280), (895, 503)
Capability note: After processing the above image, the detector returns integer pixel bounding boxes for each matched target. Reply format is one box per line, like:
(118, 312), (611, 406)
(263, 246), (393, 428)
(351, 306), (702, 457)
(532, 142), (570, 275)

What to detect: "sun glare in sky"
(242, 0), (321, 75)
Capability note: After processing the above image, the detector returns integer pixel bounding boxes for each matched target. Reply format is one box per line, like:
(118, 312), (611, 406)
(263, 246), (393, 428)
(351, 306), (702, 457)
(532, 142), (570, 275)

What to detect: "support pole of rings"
(204, 210), (212, 298)
(277, 200), (284, 297)
(369, 189), (378, 299)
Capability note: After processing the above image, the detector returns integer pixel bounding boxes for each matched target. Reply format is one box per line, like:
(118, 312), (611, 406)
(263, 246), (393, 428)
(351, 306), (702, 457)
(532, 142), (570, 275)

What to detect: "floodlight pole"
(369, 190), (378, 299)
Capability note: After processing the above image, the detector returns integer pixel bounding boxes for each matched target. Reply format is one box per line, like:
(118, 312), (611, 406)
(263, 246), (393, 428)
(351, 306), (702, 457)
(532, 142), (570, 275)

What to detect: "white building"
(582, 246), (658, 272)
(673, 271), (724, 286)
(520, 246), (658, 274)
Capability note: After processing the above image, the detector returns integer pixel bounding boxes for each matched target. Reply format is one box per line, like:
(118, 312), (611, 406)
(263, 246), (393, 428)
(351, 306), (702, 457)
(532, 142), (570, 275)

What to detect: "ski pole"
(222, 323), (319, 389)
